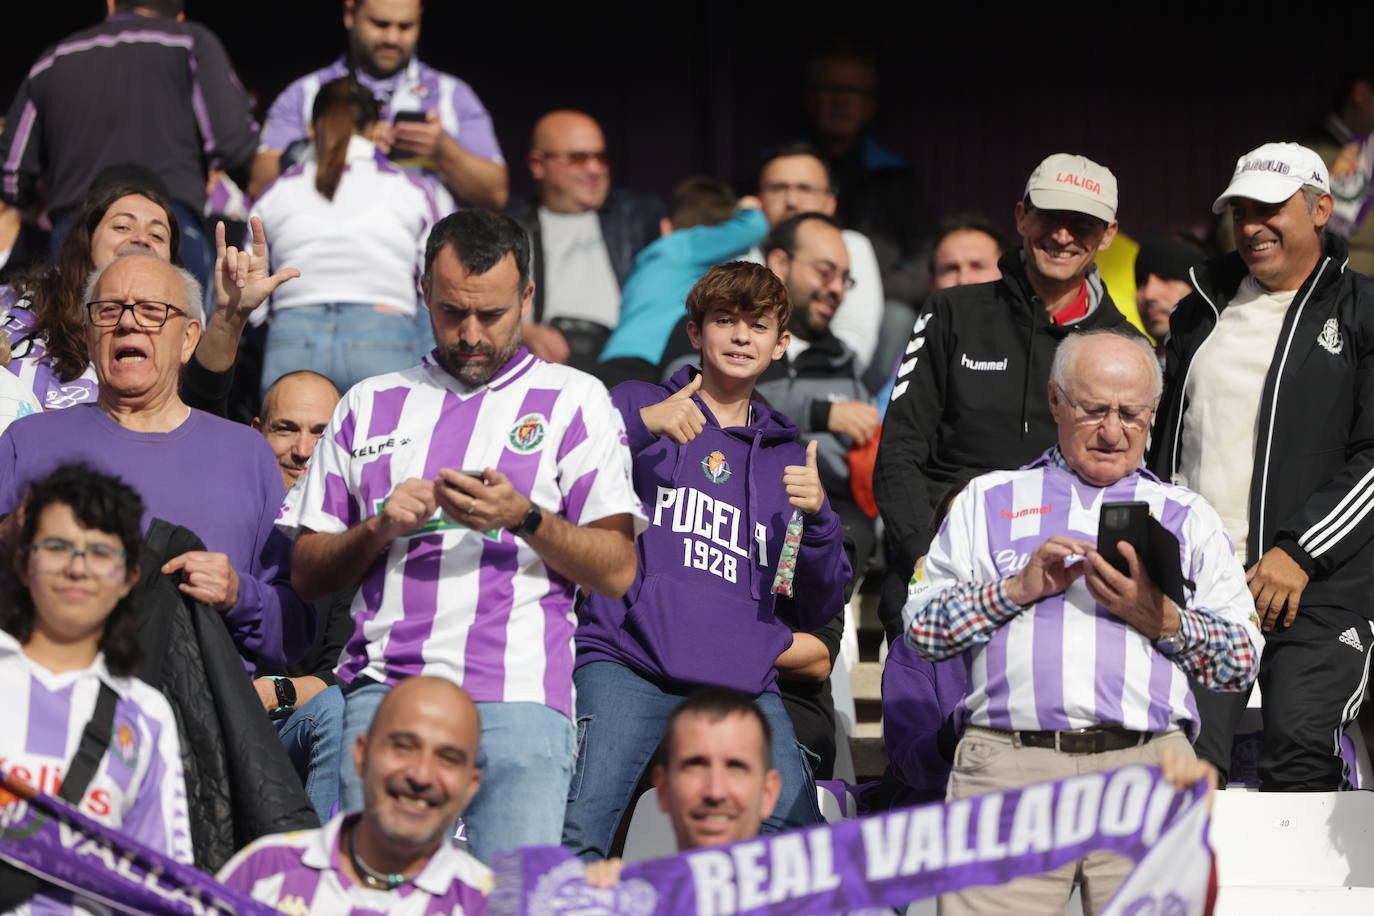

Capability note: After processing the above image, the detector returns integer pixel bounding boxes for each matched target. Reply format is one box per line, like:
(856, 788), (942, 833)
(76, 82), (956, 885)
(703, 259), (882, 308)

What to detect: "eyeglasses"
(760, 181), (830, 197)
(85, 300), (188, 328)
(28, 538), (128, 577)
(1055, 383), (1154, 431)
(802, 257), (856, 291)
(537, 150), (608, 166)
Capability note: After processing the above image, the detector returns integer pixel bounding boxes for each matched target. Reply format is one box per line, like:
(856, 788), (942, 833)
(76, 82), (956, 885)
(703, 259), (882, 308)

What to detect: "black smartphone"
(393, 110), (427, 124)
(1098, 501), (1150, 576)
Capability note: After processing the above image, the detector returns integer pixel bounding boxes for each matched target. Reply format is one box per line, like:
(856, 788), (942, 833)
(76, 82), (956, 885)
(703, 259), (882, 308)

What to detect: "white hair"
(1050, 329), (1162, 402)
(82, 253), (204, 324)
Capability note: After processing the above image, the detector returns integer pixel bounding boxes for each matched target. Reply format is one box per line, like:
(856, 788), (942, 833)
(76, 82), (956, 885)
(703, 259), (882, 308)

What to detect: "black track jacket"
(875, 250), (1137, 573)
(1148, 235), (1374, 616)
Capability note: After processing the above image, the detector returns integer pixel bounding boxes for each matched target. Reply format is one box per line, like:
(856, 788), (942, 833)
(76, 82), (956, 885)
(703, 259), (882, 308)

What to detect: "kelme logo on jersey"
(111, 722), (139, 768)
(509, 414), (548, 453)
(701, 450), (732, 484)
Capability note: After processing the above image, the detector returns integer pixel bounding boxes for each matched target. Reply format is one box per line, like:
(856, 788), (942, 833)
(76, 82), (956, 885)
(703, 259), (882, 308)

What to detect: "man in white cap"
(1150, 141), (1374, 790)
(874, 153), (1138, 642)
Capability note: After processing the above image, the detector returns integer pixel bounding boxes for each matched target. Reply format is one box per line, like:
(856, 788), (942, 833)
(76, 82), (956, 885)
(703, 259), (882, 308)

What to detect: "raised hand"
(783, 440), (825, 514)
(215, 216), (301, 321)
(1003, 535), (1092, 606)
(640, 373), (707, 444)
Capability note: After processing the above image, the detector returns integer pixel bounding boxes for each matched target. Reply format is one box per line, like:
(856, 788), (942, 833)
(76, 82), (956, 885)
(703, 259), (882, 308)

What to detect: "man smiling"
(1151, 141), (1374, 791)
(219, 676), (493, 913)
(873, 153), (1137, 642)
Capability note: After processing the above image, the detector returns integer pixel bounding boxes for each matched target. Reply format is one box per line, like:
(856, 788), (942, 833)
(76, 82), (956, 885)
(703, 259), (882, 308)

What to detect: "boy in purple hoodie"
(563, 262), (851, 860)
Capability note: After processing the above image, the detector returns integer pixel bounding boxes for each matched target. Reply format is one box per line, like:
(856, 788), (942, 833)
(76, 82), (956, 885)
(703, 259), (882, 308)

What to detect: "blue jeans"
(262, 302), (418, 398)
(339, 682), (575, 863)
(562, 661), (824, 861)
(274, 684), (344, 823)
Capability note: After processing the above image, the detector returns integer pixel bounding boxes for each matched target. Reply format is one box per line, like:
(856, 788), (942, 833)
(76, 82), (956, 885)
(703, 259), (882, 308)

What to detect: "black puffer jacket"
(139, 519), (317, 872)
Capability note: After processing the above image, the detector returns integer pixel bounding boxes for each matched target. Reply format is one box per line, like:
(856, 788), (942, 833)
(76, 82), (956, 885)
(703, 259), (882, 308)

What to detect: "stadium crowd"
(1, 1), (1373, 914)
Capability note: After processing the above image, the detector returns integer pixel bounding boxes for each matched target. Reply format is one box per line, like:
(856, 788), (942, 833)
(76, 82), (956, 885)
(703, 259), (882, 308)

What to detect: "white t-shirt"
(250, 136), (440, 320)
(1178, 274), (1297, 563)
(537, 207), (621, 328)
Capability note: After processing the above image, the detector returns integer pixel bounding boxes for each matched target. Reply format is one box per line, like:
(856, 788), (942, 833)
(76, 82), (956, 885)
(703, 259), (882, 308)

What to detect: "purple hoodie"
(882, 635), (968, 804)
(575, 365), (850, 694)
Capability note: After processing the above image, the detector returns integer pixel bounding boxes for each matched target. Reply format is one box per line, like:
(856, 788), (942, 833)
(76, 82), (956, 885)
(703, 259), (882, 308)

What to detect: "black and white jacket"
(1149, 235), (1374, 616)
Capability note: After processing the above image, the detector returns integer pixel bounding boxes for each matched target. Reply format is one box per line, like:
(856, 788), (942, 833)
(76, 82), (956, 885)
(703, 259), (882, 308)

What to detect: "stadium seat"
(1211, 789), (1374, 915)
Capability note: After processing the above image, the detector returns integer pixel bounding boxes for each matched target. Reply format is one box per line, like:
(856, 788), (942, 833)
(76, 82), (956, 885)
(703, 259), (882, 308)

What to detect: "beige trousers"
(938, 726), (1194, 916)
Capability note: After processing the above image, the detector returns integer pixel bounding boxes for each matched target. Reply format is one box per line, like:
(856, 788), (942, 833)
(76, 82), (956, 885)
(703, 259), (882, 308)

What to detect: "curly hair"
(9, 183), (181, 384)
(1, 465), (146, 676)
(684, 260), (792, 331)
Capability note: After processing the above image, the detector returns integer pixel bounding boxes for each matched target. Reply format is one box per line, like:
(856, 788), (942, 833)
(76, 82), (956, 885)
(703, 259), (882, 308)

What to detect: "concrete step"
(849, 735), (888, 782)
(851, 659), (882, 702)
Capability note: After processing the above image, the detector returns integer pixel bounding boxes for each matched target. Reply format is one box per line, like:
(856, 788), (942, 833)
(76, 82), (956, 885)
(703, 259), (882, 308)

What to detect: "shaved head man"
(254, 371), (342, 491)
(529, 110), (611, 214)
(220, 676), (493, 912)
(511, 109), (664, 371)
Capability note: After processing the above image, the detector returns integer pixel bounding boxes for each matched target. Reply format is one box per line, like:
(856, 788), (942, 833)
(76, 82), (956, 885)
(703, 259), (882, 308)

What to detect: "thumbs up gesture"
(640, 372), (707, 444)
(784, 439), (825, 515)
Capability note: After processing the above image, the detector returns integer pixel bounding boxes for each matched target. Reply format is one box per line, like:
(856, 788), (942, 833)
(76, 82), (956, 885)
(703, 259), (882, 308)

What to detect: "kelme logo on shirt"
(111, 721), (139, 768)
(701, 450), (732, 484)
(509, 414), (548, 453)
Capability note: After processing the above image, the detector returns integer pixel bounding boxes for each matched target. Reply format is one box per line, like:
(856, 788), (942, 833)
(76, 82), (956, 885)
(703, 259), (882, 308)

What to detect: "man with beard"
(249, 0), (507, 211)
(219, 677), (493, 913)
(280, 209), (643, 861)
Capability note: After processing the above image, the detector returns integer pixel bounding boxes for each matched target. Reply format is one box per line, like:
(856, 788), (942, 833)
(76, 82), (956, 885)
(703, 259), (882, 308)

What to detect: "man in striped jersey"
(280, 209), (643, 862)
(1151, 141), (1374, 791)
(906, 329), (1261, 915)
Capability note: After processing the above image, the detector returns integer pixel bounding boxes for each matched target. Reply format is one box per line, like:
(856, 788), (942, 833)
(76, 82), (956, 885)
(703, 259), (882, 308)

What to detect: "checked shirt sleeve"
(908, 578), (1024, 661)
(1170, 607), (1258, 692)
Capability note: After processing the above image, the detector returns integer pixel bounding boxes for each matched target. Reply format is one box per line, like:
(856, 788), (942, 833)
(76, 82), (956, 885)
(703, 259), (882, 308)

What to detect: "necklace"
(347, 824), (407, 891)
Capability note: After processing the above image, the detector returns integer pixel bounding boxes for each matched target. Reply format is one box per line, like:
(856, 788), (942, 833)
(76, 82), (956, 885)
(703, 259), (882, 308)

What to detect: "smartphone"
(393, 110), (427, 124)
(1097, 501), (1150, 577)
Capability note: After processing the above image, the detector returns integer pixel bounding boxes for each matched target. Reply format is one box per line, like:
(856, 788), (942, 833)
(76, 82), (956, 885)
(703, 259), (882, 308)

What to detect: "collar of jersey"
(421, 346), (536, 395)
(309, 812), (491, 895)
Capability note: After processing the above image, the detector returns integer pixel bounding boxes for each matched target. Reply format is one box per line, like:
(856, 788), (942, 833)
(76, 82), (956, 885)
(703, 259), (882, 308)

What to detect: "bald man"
(220, 676), (493, 912)
(253, 371), (342, 492)
(507, 109), (664, 373)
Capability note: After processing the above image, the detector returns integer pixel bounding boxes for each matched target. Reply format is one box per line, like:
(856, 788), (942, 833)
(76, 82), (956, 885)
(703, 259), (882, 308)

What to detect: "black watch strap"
(510, 503), (543, 538)
(274, 677), (297, 710)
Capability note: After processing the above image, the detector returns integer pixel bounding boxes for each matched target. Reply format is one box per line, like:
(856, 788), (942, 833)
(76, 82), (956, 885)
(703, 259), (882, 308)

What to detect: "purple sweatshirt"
(0, 405), (310, 668)
(882, 634), (968, 804)
(575, 366), (850, 694)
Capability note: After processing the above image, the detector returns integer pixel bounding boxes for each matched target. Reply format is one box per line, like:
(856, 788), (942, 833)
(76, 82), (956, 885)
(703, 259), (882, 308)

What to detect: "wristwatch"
(1155, 615), (1183, 656)
(269, 676), (297, 719)
(509, 502), (543, 539)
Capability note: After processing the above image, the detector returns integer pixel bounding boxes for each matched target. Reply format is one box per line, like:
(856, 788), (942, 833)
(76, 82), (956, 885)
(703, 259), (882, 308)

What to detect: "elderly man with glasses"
(903, 328), (1262, 915)
(0, 252), (311, 669)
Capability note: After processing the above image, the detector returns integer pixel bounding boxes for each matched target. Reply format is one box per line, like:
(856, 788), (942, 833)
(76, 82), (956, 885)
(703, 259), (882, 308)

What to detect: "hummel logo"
(1339, 627), (1364, 652)
(960, 353), (1009, 371)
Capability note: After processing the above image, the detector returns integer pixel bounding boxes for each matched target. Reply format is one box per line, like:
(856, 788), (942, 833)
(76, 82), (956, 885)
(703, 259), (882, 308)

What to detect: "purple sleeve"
(0, 76), (42, 206)
(0, 424), (23, 516)
(221, 448), (313, 667)
(187, 24), (258, 176)
(258, 79), (308, 153)
(610, 380), (672, 453)
(776, 495), (849, 631)
(448, 77), (503, 163)
(882, 639), (966, 795)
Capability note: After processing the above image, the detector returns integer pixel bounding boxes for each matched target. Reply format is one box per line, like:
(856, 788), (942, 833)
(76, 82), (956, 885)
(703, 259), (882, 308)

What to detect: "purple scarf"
(490, 765), (1212, 915)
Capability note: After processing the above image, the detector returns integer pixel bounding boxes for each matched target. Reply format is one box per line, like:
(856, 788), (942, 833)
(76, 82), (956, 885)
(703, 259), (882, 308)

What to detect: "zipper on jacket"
(1169, 266), (1221, 476)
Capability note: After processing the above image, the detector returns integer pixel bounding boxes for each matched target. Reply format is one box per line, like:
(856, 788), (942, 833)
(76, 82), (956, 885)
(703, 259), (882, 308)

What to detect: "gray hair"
(1050, 329), (1163, 402)
(82, 254), (204, 324)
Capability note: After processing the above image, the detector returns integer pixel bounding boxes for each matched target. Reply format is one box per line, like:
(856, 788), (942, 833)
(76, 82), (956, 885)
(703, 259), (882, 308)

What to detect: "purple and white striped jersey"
(217, 812), (491, 915)
(259, 56), (504, 215)
(277, 348), (644, 719)
(904, 448), (1263, 739)
(0, 631), (192, 914)
(0, 291), (100, 411)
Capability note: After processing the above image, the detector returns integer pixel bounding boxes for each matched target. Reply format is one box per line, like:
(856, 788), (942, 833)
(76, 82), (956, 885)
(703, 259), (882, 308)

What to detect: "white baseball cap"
(1024, 153), (1118, 223)
(1211, 142), (1330, 214)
